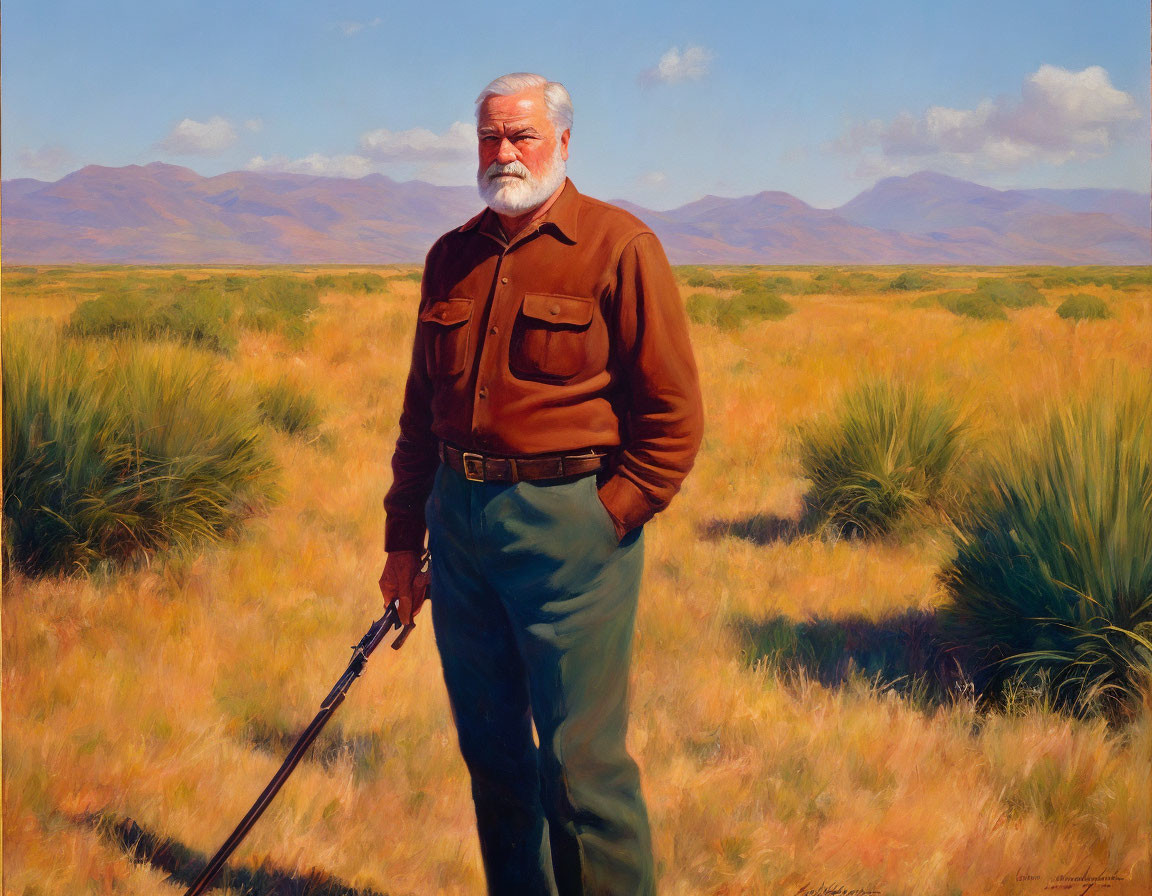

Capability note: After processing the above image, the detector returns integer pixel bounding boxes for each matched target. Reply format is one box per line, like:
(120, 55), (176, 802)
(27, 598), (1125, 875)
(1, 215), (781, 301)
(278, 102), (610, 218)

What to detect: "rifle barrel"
(182, 603), (413, 896)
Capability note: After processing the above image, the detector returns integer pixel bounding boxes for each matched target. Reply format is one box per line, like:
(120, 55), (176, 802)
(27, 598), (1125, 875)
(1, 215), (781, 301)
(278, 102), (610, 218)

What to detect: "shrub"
(238, 275), (320, 340)
(764, 275), (799, 293)
(888, 271), (940, 291)
(973, 278), (1046, 308)
(805, 271), (883, 295)
(938, 292), (1008, 321)
(69, 284), (236, 352)
(388, 270), (424, 284)
(2, 324), (276, 574)
(1056, 294), (1111, 321)
(797, 380), (968, 537)
(313, 272), (389, 293)
(258, 378), (323, 436)
(1037, 269), (1151, 291)
(686, 286), (793, 330)
(718, 273), (766, 292)
(685, 293), (719, 326)
(680, 268), (723, 289)
(940, 389), (1152, 718)
(68, 275), (321, 351)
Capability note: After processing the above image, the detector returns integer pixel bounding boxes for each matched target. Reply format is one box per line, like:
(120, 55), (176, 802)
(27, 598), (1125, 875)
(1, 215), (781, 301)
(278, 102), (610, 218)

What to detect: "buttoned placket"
(470, 224), (546, 449)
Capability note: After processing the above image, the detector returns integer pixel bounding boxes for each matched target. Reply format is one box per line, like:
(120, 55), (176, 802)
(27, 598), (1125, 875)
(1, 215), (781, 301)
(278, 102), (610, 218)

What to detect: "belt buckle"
(461, 452), (485, 482)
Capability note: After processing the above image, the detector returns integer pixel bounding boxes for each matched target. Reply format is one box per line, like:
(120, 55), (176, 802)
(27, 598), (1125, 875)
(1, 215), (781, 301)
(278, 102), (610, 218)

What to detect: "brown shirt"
(383, 179), (704, 552)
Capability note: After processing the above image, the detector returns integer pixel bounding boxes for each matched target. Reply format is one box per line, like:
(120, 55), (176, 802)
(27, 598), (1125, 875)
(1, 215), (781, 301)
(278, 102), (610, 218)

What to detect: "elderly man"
(379, 72), (703, 895)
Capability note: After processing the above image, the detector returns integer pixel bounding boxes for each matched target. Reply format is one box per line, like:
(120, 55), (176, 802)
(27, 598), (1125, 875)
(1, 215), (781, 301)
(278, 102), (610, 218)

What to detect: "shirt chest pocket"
(420, 298), (473, 377)
(509, 293), (595, 382)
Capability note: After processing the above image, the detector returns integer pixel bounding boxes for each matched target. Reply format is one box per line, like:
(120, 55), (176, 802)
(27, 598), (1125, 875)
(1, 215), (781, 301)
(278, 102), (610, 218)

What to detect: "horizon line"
(4, 161), (1149, 215)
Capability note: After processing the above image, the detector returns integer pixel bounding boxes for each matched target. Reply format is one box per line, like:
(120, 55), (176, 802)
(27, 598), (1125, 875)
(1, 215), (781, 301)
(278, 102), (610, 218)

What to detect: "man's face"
(477, 89), (570, 216)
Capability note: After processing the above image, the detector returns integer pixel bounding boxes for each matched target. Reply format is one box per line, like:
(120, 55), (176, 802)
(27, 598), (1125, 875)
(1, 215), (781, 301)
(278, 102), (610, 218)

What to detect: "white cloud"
(243, 120), (478, 184)
(16, 144), (75, 178)
(836, 64), (1141, 174)
(246, 151), (474, 186)
(157, 116), (238, 155)
(335, 17), (382, 36)
(359, 121), (474, 161)
(246, 153), (375, 179)
(641, 45), (713, 85)
(638, 171), (668, 188)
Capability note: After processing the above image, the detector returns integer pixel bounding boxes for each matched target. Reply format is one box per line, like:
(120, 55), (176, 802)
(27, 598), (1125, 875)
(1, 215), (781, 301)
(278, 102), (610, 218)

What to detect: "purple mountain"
(2, 163), (480, 264)
(834, 171), (1150, 263)
(3, 164), (1148, 265)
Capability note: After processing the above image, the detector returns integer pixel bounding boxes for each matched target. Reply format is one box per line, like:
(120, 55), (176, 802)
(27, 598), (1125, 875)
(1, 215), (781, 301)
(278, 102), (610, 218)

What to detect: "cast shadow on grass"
(733, 608), (975, 707)
(243, 718), (392, 782)
(699, 510), (815, 545)
(83, 812), (388, 895)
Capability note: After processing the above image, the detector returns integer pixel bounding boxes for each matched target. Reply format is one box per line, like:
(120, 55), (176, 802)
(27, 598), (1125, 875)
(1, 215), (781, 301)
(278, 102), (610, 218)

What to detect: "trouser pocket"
(584, 474), (621, 547)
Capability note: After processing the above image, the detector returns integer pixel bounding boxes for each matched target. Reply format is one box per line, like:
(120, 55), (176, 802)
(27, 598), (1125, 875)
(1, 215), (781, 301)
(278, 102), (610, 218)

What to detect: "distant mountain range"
(3, 164), (1148, 265)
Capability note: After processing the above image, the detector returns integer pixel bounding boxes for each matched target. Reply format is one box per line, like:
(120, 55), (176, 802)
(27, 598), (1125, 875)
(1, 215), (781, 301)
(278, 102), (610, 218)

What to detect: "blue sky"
(3, 0), (1148, 208)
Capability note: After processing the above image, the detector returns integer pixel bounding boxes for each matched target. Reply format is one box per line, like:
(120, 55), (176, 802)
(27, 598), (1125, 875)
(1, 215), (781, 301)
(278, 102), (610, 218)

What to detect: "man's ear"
(560, 128), (571, 161)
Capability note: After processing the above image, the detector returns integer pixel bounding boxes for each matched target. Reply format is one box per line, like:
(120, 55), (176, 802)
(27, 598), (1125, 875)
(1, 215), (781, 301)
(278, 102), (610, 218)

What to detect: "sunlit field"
(3, 264), (1150, 895)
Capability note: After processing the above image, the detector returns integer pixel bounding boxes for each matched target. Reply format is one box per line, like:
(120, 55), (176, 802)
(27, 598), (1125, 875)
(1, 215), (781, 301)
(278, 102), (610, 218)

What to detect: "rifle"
(182, 556), (427, 896)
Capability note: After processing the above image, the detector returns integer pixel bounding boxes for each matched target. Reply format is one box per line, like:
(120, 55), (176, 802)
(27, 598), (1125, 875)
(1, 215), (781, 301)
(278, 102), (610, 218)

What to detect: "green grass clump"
(314, 272), (389, 293)
(69, 284), (236, 351)
(679, 268), (724, 289)
(1056, 294), (1112, 321)
(717, 273), (767, 293)
(258, 378), (323, 436)
(797, 380), (968, 537)
(940, 388), (1152, 719)
(1039, 268), (1150, 291)
(798, 270), (886, 295)
(973, 278), (1046, 308)
(388, 270), (424, 284)
(238, 275), (320, 340)
(938, 292), (1009, 320)
(67, 275), (321, 351)
(687, 286), (793, 330)
(919, 278), (1047, 320)
(887, 271), (941, 291)
(2, 324), (276, 574)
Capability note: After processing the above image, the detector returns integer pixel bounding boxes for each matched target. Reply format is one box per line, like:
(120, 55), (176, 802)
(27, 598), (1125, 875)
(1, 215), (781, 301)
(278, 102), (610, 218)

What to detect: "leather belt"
(439, 443), (605, 483)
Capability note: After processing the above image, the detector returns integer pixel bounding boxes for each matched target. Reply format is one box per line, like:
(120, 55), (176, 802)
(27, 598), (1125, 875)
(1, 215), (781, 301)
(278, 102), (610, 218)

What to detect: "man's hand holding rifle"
(378, 549), (429, 627)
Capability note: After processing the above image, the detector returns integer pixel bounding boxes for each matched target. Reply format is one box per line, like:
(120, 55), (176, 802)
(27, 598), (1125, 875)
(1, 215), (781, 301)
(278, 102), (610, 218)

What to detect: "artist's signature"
(791, 869), (1132, 896)
(1015, 868), (1129, 893)
(794, 884), (881, 896)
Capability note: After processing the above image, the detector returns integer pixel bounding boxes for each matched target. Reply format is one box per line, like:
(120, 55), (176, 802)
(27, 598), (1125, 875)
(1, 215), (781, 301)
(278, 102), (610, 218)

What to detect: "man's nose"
(495, 138), (518, 163)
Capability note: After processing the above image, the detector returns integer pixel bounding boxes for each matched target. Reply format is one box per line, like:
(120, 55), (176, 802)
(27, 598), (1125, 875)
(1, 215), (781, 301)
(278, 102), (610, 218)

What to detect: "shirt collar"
(458, 178), (579, 245)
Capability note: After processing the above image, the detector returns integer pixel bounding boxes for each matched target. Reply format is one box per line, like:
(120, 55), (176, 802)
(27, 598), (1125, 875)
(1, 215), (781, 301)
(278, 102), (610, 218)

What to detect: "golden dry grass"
(3, 265), (1150, 895)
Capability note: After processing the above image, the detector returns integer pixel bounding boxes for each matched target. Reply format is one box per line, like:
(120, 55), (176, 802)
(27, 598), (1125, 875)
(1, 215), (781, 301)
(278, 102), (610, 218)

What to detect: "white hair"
(475, 72), (573, 134)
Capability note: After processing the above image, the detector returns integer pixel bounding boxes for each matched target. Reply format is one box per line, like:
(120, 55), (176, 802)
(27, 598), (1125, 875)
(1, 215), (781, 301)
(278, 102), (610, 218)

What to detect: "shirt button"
(549, 304), (560, 315)
(490, 326), (499, 335)
(500, 277), (509, 284)
(478, 386), (489, 399)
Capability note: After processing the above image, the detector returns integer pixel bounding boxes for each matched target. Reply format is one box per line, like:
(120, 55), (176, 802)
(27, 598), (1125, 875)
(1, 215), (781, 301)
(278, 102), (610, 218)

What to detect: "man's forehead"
(477, 90), (550, 128)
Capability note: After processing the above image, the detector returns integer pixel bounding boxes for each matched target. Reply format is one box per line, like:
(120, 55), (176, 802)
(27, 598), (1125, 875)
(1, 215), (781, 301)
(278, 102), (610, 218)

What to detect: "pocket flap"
(420, 298), (473, 327)
(522, 293), (594, 327)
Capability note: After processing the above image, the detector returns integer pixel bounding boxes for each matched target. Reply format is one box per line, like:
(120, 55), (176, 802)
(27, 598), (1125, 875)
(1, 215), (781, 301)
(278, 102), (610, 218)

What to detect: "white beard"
(477, 142), (567, 216)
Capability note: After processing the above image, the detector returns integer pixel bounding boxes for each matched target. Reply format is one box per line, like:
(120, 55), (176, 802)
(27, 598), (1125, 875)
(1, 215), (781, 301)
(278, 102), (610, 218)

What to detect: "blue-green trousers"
(425, 465), (655, 896)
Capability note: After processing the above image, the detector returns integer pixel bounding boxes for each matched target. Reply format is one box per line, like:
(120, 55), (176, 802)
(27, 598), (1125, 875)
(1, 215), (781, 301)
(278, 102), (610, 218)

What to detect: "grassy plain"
(3, 264), (1150, 895)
